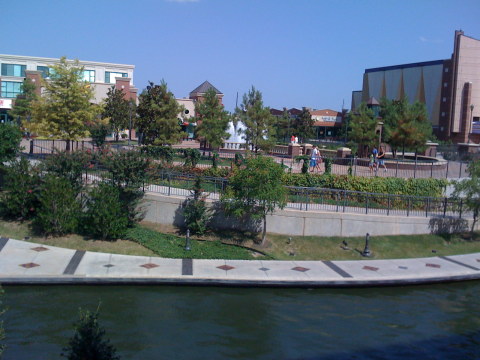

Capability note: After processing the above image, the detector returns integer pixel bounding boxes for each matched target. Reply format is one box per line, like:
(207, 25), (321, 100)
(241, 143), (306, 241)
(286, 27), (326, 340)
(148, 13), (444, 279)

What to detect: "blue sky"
(2, 0), (479, 112)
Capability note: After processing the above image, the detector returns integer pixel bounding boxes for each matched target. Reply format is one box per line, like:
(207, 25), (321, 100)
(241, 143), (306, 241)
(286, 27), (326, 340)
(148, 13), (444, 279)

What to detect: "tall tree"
(8, 78), (38, 129)
(274, 108), (292, 143)
(235, 86), (276, 153)
(136, 80), (184, 145)
(222, 156), (287, 246)
(380, 97), (433, 157)
(102, 87), (130, 142)
(452, 160), (480, 232)
(347, 103), (378, 157)
(194, 88), (231, 149)
(292, 107), (315, 143)
(30, 57), (99, 150)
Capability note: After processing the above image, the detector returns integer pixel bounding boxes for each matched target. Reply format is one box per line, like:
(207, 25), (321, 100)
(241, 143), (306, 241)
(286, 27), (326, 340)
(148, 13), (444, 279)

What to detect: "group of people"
(290, 135), (299, 144)
(369, 145), (387, 173)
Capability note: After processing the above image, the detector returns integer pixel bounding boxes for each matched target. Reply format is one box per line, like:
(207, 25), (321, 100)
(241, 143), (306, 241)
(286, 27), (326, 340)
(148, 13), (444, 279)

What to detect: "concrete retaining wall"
(142, 192), (474, 237)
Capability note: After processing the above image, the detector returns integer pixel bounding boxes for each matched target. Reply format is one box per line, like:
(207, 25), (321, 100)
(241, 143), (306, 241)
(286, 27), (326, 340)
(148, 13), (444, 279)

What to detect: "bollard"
(362, 233), (371, 257)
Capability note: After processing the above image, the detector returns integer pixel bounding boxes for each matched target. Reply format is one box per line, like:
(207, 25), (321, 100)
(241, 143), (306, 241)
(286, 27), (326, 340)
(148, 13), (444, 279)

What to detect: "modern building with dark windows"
(351, 30), (480, 143)
(0, 54), (137, 123)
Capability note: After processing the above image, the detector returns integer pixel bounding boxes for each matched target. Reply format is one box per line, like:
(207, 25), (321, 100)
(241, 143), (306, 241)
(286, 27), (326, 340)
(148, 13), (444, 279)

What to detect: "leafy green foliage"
(30, 57), (99, 146)
(183, 177), (212, 235)
(0, 158), (40, 219)
(452, 160), (480, 232)
(140, 145), (175, 163)
(125, 226), (255, 259)
(102, 87), (130, 142)
(136, 80), (184, 145)
(324, 158), (332, 174)
(235, 86), (276, 153)
(89, 123), (110, 148)
(222, 155), (287, 245)
(194, 88), (231, 149)
(8, 78), (38, 128)
(295, 155), (310, 174)
(62, 308), (120, 360)
(274, 108), (293, 143)
(291, 107), (314, 143)
(182, 148), (201, 168)
(0, 123), (23, 164)
(347, 103), (377, 157)
(100, 150), (151, 190)
(34, 175), (80, 236)
(82, 183), (129, 240)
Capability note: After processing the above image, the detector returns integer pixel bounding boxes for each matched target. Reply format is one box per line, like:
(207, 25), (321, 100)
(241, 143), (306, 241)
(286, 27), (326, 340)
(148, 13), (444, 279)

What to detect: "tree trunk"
(66, 139), (71, 152)
(261, 214), (267, 246)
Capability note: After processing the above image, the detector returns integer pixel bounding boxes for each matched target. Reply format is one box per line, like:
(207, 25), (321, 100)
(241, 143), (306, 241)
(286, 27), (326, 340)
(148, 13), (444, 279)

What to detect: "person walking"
(377, 146), (387, 172)
(309, 145), (318, 172)
(372, 146), (378, 171)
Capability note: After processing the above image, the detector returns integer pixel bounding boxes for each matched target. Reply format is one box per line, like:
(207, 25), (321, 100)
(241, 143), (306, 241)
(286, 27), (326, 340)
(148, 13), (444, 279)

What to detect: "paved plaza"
(1, 237), (479, 287)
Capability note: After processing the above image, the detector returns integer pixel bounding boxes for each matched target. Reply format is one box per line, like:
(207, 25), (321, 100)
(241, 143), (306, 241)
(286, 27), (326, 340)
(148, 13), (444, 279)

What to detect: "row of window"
(1, 63), (127, 84)
(1, 81), (22, 98)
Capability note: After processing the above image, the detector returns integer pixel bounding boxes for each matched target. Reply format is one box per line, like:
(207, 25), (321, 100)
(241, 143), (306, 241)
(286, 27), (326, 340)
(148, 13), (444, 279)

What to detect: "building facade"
(0, 54), (137, 123)
(351, 30), (480, 143)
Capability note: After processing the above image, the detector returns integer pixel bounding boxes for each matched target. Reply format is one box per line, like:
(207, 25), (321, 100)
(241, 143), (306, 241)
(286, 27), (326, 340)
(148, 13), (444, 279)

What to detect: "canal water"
(2, 282), (480, 359)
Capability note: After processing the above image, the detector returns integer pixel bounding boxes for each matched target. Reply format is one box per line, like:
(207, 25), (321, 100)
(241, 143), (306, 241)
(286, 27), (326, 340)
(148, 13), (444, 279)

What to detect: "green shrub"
(183, 177), (211, 235)
(234, 153), (244, 166)
(100, 150), (151, 189)
(324, 158), (332, 174)
(211, 152), (219, 169)
(34, 175), (80, 236)
(182, 148), (201, 167)
(82, 183), (129, 240)
(140, 145), (175, 163)
(0, 158), (40, 219)
(0, 123), (23, 164)
(89, 123), (109, 148)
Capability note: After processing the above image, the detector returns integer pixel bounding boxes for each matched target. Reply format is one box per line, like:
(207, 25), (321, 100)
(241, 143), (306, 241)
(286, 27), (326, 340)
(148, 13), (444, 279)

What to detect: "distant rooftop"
(189, 81), (223, 96)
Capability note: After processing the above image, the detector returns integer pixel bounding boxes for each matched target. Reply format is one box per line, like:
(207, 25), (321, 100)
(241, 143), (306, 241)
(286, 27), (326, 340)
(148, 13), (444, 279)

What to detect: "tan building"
(352, 30), (480, 143)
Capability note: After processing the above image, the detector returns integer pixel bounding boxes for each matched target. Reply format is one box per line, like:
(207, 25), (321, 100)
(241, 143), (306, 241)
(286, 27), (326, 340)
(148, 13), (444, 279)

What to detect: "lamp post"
(362, 233), (371, 257)
(469, 104), (475, 143)
(185, 229), (191, 251)
(128, 101), (133, 147)
(377, 121), (384, 149)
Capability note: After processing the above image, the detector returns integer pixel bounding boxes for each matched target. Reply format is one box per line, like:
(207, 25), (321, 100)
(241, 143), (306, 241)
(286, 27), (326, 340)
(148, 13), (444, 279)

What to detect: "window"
(1, 63), (26, 77)
(443, 82), (448, 88)
(82, 70), (96, 83)
(441, 112), (445, 117)
(442, 97), (447, 102)
(1, 81), (22, 98)
(105, 71), (127, 83)
(37, 66), (51, 78)
(444, 68), (449, 73)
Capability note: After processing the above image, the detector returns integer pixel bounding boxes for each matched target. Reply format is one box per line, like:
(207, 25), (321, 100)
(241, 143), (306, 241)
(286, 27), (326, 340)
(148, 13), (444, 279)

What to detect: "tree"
(347, 103), (377, 157)
(380, 97), (433, 157)
(8, 78), (38, 130)
(235, 87), (276, 153)
(452, 160), (480, 232)
(291, 107), (314, 143)
(183, 177), (212, 235)
(274, 108), (292, 143)
(194, 88), (231, 149)
(62, 308), (120, 360)
(0, 123), (23, 164)
(102, 87), (130, 142)
(222, 156), (287, 246)
(136, 80), (184, 145)
(30, 57), (99, 151)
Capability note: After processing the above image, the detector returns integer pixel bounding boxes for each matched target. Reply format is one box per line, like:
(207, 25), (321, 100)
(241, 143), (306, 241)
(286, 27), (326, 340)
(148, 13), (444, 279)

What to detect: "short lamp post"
(128, 101), (133, 147)
(469, 104), (475, 143)
(362, 233), (371, 257)
(377, 121), (384, 148)
(185, 229), (191, 251)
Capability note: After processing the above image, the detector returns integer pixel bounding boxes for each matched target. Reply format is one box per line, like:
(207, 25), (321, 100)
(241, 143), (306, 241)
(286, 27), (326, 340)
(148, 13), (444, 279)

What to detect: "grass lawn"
(1, 219), (479, 261)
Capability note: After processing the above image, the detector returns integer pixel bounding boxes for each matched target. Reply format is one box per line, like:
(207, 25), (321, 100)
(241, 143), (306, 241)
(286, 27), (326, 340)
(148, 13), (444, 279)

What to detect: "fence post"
(343, 190), (346, 212)
(365, 193), (369, 214)
(354, 156), (357, 177)
(52, 140), (55, 154)
(305, 189), (309, 211)
(443, 197), (447, 218)
(168, 173), (171, 196)
(430, 162), (433, 178)
(426, 197), (429, 217)
(407, 198), (410, 216)
(459, 199), (463, 219)
(414, 158), (417, 178)
(29, 139), (34, 154)
(336, 192), (339, 212)
(395, 159), (398, 178)
(446, 160), (449, 179)
(82, 141), (85, 151)
(387, 194), (390, 216)
(459, 161), (463, 178)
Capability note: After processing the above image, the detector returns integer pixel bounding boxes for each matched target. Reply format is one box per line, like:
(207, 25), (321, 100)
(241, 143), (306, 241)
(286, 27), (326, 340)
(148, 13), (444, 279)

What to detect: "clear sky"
(2, 0), (479, 112)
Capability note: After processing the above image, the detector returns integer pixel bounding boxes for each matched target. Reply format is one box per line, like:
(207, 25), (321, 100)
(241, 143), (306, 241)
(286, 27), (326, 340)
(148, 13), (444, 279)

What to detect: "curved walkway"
(0, 237), (479, 287)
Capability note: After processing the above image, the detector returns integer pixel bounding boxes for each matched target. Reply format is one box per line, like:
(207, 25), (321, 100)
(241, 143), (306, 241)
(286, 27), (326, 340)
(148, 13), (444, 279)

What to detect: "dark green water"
(2, 282), (480, 359)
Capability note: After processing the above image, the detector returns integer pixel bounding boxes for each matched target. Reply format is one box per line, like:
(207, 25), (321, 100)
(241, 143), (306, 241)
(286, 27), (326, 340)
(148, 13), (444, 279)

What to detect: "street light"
(469, 104), (475, 143)
(362, 233), (371, 257)
(128, 101), (133, 147)
(377, 121), (384, 149)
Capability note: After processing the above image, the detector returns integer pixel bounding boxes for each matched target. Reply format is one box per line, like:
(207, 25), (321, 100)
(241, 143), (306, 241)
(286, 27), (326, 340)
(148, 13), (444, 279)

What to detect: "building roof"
(189, 81), (223, 96)
(367, 97), (380, 106)
(365, 59), (445, 73)
(310, 109), (339, 116)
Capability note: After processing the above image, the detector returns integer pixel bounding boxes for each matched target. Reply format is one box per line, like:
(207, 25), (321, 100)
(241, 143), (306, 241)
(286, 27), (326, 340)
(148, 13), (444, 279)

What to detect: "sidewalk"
(1, 237), (479, 287)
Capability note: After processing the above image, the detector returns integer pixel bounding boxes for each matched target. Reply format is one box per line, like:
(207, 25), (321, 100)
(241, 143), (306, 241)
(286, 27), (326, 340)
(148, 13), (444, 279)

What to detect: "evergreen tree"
(30, 57), (99, 150)
(8, 78), (38, 129)
(194, 88), (231, 149)
(62, 308), (120, 360)
(292, 107), (314, 143)
(0, 123), (23, 164)
(235, 86), (276, 153)
(274, 108), (292, 143)
(348, 103), (377, 157)
(102, 87), (130, 142)
(136, 80), (184, 145)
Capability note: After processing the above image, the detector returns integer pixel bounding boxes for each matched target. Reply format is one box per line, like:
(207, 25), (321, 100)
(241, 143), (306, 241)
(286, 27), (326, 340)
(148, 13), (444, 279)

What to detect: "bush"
(0, 123), (23, 164)
(182, 148), (201, 167)
(34, 175), (80, 236)
(89, 123), (109, 148)
(183, 177), (211, 235)
(0, 158), (40, 219)
(324, 158), (332, 174)
(82, 183), (129, 240)
(140, 145), (175, 163)
(100, 150), (151, 189)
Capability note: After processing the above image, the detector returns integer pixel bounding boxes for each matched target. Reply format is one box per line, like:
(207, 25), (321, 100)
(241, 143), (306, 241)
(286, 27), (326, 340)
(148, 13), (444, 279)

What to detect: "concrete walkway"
(1, 237), (479, 287)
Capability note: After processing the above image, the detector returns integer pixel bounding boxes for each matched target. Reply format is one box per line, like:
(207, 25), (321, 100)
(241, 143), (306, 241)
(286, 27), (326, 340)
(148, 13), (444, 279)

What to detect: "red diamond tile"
(31, 246), (49, 252)
(141, 263), (159, 269)
(363, 266), (379, 271)
(20, 262), (39, 269)
(426, 263), (441, 268)
(292, 266), (310, 272)
(217, 265), (235, 271)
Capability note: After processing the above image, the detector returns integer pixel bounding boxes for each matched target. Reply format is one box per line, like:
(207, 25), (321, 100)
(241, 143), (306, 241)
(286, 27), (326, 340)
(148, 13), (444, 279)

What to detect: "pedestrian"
(291, 134), (295, 144)
(309, 145), (318, 172)
(295, 136), (299, 144)
(377, 146), (387, 172)
(368, 152), (375, 174)
(315, 147), (322, 172)
(372, 146), (378, 171)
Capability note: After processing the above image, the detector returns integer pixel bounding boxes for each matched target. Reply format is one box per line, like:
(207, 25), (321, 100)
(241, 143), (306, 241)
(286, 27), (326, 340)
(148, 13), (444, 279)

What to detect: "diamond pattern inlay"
(104, 264), (115, 268)
(363, 266), (379, 271)
(31, 246), (49, 252)
(217, 265), (235, 271)
(141, 263), (159, 269)
(20, 262), (39, 269)
(426, 263), (441, 268)
(292, 266), (310, 272)
(259, 267), (270, 271)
